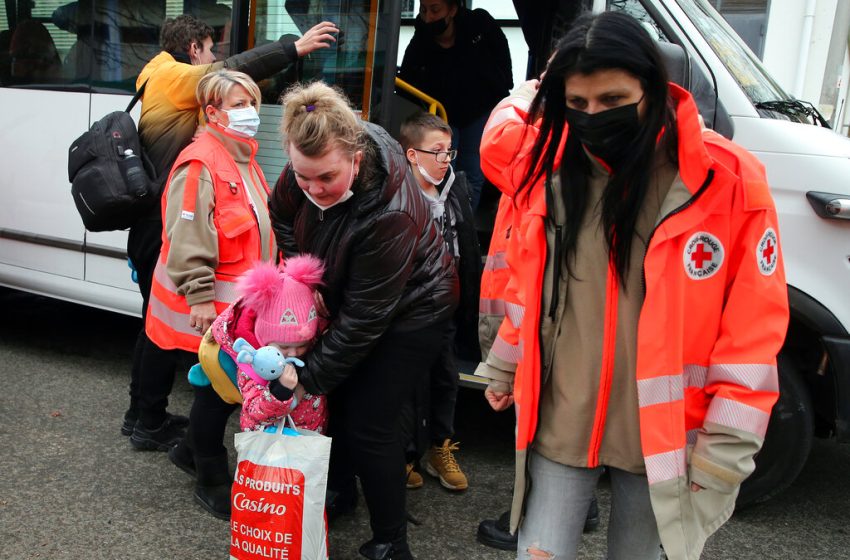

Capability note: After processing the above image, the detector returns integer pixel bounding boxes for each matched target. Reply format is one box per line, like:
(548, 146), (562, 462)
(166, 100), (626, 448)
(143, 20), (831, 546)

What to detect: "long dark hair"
(517, 11), (678, 284)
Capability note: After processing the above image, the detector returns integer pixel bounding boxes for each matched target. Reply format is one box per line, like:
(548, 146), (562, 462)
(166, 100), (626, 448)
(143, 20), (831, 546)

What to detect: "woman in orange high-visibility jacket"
(143, 70), (276, 518)
(476, 12), (789, 560)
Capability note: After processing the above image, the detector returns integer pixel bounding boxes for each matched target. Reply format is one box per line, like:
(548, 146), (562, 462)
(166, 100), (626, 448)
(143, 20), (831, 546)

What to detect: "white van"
(0, 0), (847, 506)
(587, 0), (850, 506)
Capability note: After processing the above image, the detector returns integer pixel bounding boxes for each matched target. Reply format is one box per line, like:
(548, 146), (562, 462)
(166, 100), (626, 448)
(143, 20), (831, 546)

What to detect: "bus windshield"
(675, 0), (818, 123)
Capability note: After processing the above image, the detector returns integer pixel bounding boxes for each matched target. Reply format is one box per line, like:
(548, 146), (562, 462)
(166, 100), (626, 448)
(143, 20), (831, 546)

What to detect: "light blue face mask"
(225, 106), (261, 137)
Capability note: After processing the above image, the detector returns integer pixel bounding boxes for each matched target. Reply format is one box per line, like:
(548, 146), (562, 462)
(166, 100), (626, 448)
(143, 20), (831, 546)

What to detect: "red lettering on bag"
(230, 460), (305, 560)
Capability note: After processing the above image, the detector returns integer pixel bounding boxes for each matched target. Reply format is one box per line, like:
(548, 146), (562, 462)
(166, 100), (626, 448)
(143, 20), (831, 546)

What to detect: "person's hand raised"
(294, 22), (339, 56)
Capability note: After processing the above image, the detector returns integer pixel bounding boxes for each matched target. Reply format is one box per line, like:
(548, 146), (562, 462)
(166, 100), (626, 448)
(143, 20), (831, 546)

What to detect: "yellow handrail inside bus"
(360, 0), (380, 121)
(394, 77), (449, 123)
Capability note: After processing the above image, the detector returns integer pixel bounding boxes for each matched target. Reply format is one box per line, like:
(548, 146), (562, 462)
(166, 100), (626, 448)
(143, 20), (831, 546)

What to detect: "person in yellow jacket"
(476, 12), (789, 560)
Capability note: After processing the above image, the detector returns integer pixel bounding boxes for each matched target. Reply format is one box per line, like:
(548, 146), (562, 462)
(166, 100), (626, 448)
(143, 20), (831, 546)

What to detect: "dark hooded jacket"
(269, 122), (459, 395)
(399, 6), (512, 128)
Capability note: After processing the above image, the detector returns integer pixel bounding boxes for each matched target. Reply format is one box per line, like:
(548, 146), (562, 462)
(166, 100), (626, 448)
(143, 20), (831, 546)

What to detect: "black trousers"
(429, 322), (459, 443)
(399, 322), (459, 461)
(328, 321), (446, 542)
(127, 218), (187, 428)
(189, 383), (239, 458)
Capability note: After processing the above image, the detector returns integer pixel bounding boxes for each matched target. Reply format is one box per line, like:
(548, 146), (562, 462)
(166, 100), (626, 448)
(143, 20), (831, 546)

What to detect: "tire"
(736, 353), (814, 508)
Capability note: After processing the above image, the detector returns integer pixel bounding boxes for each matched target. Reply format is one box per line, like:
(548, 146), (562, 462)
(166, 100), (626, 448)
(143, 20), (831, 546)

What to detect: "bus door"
(240, 0), (396, 182)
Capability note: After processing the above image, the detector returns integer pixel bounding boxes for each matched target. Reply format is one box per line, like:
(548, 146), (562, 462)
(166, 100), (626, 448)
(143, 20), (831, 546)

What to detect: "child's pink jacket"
(210, 302), (328, 434)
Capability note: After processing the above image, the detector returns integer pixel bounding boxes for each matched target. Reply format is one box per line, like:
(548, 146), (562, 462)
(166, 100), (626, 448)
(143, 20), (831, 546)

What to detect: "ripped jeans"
(517, 451), (661, 560)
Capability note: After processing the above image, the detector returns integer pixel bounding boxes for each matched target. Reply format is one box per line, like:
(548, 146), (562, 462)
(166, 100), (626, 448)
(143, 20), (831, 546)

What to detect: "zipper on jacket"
(641, 169), (715, 292)
(318, 208), (324, 222)
(544, 172), (562, 320)
(548, 225), (563, 319)
(586, 257), (620, 468)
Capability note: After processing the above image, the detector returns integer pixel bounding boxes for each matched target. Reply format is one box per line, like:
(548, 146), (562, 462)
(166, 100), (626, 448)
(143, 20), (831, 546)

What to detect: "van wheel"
(736, 353), (814, 508)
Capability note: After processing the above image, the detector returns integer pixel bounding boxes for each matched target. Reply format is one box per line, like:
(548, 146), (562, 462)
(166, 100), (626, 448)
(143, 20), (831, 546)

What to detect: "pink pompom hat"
(236, 255), (325, 346)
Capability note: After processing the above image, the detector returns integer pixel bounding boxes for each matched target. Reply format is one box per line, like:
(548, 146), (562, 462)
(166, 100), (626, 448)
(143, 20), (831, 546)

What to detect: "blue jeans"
(451, 112), (488, 210)
(517, 451), (661, 560)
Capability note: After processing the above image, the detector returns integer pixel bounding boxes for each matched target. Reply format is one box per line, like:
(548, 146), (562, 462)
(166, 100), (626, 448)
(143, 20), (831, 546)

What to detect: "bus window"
(55, 1), (164, 91)
(252, 0), (378, 112)
(0, 1), (236, 92)
(1, 1), (73, 88)
(173, 1), (234, 62)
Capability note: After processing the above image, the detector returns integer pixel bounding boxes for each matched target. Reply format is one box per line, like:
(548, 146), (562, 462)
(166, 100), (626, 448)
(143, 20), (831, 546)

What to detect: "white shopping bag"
(230, 419), (331, 560)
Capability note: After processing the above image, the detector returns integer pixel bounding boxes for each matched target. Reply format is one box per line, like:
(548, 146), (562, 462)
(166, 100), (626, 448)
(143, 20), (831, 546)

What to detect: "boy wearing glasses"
(399, 112), (481, 492)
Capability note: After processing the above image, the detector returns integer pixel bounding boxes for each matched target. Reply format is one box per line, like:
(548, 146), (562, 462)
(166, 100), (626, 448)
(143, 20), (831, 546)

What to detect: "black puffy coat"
(269, 122), (459, 395)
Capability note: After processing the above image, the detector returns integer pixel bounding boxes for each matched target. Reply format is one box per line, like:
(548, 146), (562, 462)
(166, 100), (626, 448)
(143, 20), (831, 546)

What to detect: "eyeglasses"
(413, 148), (457, 163)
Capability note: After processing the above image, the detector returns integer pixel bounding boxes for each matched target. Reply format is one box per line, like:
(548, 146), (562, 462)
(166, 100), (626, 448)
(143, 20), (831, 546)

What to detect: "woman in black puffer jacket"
(269, 82), (458, 560)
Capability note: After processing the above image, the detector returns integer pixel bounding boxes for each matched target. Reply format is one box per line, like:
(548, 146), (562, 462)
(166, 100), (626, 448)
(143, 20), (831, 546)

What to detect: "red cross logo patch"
(683, 232), (724, 280)
(757, 227), (779, 276)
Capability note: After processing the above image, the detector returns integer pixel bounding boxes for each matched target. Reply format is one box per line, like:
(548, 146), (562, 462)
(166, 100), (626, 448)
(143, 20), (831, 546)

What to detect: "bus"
(1, 0), (849, 509)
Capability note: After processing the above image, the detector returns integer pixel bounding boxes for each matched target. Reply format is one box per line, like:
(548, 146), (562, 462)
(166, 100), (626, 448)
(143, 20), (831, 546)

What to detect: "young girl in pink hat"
(214, 254), (328, 434)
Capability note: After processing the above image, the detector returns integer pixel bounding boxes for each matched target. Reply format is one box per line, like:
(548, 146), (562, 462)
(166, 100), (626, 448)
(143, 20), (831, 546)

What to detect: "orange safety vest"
(479, 196), (512, 325)
(481, 83), (789, 556)
(146, 129), (272, 352)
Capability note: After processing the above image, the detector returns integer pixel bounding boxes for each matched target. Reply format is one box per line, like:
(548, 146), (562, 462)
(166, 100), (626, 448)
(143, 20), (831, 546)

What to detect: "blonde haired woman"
(144, 69), (275, 518)
(269, 82), (458, 560)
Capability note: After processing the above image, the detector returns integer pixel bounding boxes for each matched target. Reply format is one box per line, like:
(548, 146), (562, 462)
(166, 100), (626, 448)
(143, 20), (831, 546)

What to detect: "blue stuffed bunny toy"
(233, 338), (306, 435)
(233, 337), (305, 382)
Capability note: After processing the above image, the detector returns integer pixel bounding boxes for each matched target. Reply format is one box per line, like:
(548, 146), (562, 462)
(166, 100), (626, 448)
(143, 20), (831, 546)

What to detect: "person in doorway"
(477, 11), (789, 560)
(399, 0), (512, 210)
(124, 14), (338, 451)
(269, 82), (458, 560)
(397, 112), (479, 492)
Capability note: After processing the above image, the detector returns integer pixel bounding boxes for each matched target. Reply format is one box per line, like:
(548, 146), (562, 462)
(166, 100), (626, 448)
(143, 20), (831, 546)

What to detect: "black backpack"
(67, 81), (158, 231)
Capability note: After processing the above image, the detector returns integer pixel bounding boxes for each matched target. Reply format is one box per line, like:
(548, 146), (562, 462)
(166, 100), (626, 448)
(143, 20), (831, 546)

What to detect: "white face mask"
(225, 106), (260, 137)
(415, 154), (444, 186)
(303, 158), (356, 211)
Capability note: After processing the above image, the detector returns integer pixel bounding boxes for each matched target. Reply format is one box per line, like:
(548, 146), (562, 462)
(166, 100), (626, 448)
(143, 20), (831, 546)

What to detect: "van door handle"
(806, 191), (850, 220)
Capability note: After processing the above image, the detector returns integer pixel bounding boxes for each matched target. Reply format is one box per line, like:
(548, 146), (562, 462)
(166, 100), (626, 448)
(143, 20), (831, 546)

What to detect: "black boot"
(193, 454), (232, 520)
(129, 415), (186, 451)
(358, 529), (413, 560)
(123, 410), (188, 437)
(476, 510), (515, 551)
(325, 487), (358, 522)
(168, 437), (196, 478)
(477, 497), (601, 551)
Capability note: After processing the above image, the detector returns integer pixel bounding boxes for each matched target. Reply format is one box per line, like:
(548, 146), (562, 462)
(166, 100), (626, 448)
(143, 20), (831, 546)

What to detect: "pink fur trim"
(236, 261), (283, 314)
(282, 255), (325, 289)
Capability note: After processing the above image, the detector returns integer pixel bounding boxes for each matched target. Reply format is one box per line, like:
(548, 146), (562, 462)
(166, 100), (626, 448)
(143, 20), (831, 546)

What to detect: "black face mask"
(414, 15), (449, 37)
(564, 101), (642, 165)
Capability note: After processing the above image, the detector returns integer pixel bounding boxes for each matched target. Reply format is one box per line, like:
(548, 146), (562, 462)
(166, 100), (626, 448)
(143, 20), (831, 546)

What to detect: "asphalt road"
(1, 287), (849, 560)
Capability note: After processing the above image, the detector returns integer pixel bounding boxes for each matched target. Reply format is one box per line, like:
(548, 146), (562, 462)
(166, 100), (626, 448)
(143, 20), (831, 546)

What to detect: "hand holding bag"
(230, 418), (331, 560)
